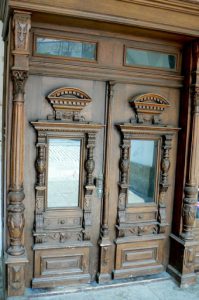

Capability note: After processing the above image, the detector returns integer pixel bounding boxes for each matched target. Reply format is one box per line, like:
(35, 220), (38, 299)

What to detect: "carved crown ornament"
(129, 93), (170, 125)
(46, 87), (92, 121)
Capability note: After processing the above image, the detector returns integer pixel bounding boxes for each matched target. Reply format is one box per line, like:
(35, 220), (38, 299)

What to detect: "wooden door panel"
(109, 84), (179, 279)
(24, 76), (106, 286)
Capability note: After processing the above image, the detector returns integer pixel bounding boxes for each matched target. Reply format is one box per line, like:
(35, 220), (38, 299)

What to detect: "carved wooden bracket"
(47, 87), (92, 121)
(129, 93), (170, 124)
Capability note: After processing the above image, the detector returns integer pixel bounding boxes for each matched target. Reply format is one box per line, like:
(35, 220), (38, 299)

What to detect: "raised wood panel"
(33, 244), (91, 287)
(113, 238), (164, 279)
(41, 255), (83, 275)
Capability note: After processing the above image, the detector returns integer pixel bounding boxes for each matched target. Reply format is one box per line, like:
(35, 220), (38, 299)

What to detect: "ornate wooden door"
(25, 78), (106, 287)
(28, 78), (179, 287)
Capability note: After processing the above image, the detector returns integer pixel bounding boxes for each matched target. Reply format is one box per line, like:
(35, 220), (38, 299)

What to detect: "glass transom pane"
(128, 140), (158, 204)
(36, 37), (96, 60)
(47, 138), (81, 208)
(125, 48), (176, 70)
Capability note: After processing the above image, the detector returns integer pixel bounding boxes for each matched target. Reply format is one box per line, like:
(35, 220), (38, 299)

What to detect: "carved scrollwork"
(116, 224), (158, 237)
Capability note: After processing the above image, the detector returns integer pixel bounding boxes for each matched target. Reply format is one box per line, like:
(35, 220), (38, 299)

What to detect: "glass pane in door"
(47, 138), (81, 208)
(128, 139), (158, 204)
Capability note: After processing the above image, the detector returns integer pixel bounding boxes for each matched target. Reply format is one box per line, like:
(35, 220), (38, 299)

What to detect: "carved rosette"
(158, 134), (172, 233)
(83, 132), (96, 240)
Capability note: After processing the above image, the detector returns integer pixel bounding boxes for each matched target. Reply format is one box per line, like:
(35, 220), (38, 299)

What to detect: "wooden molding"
(2, 1), (199, 36)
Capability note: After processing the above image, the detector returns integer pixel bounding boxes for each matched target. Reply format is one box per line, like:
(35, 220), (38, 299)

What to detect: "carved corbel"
(12, 11), (31, 69)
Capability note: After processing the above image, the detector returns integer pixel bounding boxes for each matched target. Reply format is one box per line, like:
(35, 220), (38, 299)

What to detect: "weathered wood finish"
(1, 0), (199, 297)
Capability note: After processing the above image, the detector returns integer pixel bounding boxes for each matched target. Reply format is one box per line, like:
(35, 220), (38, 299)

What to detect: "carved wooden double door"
(25, 76), (178, 288)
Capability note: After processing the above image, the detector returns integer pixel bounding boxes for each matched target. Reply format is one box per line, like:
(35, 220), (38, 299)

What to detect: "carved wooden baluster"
(181, 42), (199, 240)
(35, 136), (46, 233)
(158, 134), (172, 233)
(83, 132), (96, 240)
(117, 136), (130, 232)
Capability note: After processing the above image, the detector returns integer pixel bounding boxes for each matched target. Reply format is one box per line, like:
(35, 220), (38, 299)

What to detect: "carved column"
(168, 41), (199, 287)
(5, 11), (31, 297)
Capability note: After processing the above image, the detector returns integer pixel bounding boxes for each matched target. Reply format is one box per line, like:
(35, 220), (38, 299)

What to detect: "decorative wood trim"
(116, 123), (178, 239)
(3, 1), (199, 36)
(46, 87), (92, 121)
(129, 93), (170, 125)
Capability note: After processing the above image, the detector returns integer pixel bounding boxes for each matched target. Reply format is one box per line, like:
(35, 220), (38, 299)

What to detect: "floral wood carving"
(13, 11), (31, 53)
(129, 93), (170, 124)
(47, 87), (92, 121)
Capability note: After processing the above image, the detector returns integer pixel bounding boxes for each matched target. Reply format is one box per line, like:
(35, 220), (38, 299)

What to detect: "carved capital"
(13, 11), (31, 53)
(11, 70), (28, 98)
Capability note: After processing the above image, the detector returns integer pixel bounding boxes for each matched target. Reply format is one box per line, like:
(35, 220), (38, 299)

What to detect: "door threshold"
(7, 272), (172, 299)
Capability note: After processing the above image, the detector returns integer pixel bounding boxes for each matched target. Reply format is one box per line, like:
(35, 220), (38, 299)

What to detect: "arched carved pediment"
(46, 87), (92, 121)
(129, 93), (170, 125)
